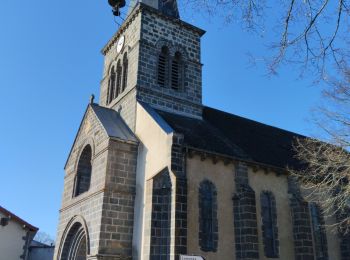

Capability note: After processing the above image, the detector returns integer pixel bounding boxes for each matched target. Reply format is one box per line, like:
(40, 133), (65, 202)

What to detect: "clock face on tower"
(117, 35), (125, 54)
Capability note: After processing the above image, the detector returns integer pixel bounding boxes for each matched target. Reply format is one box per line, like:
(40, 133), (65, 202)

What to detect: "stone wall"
(99, 4), (205, 133)
(98, 139), (138, 258)
(233, 163), (260, 260)
(54, 106), (138, 259)
(249, 168), (294, 260)
(287, 177), (315, 260)
(137, 6), (204, 118)
(146, 133), (187, 260)
(171, 134), (187, 259)
(111, 88), (138, 132)
(99, 8), (142, 131)
(149, 169), (172, 259)
(55, 106), (110, 259)
(100, 9), (141, 108)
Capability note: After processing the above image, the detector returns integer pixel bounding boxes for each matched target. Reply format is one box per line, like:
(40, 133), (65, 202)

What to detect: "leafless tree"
(181, 0), (350, 231)
(34, 231), (55, 246)
(292, 67), (350, 233)
(182, 0), (350, 78)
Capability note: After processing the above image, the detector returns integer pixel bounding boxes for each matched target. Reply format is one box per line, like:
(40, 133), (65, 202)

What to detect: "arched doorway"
(59, 218), (89, 260)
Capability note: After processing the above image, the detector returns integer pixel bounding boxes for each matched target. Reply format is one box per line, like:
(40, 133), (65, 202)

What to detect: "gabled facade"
(0, 206), (38, 260)
(54, 1), (349, 260)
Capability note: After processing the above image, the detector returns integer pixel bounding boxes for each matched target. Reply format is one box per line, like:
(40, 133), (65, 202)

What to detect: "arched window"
(309, 203), (328, 259)
(107, 66), (116, 104)
(122, 53), (128, 92)
(73, 145), (92, 197)
(171, 52), (182, 90)
(116, 61), (122, 98)
(59, 221), (89, 260)
(199, 180), (218, 252)
(158, 46), (169, 87)
(260, 191), (279, 258)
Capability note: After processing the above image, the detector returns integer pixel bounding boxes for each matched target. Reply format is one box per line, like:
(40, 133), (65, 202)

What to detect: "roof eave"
(185, 146), (289, 175)
(0, 206), (39, 232)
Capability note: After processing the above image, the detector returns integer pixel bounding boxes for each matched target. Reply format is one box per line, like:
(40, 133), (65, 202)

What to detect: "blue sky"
(0, 1), (322, 239)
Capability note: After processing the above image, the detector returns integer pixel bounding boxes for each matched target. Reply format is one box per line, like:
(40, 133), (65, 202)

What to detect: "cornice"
(138, 3), (206, 36)
(185, 146), (287, 176)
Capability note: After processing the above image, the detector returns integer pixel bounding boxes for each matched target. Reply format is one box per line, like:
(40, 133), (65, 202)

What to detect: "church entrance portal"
(59, 220), (89, 260)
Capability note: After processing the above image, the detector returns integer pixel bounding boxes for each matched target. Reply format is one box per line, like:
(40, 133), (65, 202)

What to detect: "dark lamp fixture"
(0, 217), (9, 227)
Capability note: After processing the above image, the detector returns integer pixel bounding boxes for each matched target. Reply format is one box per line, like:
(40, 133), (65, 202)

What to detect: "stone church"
(54, 0), (349, 259)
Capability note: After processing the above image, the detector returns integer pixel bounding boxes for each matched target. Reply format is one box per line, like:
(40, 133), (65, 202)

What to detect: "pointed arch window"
(309, 203), (328, 260)
(158, 46), (169, 87)
(260, 191), (279, 258)
(115, 60), (122, 99)
(122, 53), (128, 92)
(199, 180), (218, 252)
(171, 52), (182, 90)
(73, 145), (92, 197)
(107, 66), (116, 105)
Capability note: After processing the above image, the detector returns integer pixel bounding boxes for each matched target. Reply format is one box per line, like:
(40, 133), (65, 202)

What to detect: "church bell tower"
(54, 1), (205, 259)
(100, 0), (205, 130)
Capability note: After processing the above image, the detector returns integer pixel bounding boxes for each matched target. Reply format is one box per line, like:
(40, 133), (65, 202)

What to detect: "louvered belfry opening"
(158, 46), (169, 87)
(171, 52), (181, 90)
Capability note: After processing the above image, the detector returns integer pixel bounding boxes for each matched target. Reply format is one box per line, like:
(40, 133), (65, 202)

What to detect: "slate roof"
(157, 107), (306, 170)
(91, 104), (138, 143)
(64, 104), (137, 169)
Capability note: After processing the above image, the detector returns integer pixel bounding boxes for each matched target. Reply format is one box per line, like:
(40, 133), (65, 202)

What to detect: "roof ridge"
(204, 106), (307, 139)
(156, 109), (250, 160)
